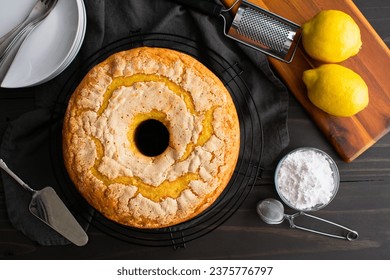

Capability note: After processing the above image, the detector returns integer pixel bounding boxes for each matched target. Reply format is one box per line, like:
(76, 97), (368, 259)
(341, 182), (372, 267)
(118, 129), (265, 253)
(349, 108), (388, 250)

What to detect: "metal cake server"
(0, 158), (88, 246)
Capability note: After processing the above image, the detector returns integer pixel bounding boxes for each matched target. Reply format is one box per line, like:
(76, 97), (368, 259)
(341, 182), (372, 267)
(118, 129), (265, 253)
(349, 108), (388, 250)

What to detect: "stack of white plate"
(0, 0), (86, 88)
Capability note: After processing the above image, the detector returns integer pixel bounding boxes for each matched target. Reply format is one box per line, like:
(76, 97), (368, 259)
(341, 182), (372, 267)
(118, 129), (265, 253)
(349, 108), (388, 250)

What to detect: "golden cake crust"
(62, 47), (240, 228)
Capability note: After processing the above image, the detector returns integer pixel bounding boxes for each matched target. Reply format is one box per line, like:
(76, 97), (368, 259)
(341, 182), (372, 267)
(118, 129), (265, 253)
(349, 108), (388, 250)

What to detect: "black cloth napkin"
(0, 0), (289, 246)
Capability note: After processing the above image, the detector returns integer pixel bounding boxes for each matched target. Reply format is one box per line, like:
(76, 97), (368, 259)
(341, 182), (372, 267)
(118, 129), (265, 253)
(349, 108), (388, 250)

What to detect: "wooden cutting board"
(222, 0), (390, 162)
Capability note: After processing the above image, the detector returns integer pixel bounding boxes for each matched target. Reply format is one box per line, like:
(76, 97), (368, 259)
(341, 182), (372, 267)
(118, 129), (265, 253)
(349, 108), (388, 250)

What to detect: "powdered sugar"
(275, 148), (337, 210)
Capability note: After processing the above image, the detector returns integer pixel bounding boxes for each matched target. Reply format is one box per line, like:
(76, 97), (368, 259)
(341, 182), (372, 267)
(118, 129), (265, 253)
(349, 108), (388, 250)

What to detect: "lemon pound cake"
(62, 47), (240, 228)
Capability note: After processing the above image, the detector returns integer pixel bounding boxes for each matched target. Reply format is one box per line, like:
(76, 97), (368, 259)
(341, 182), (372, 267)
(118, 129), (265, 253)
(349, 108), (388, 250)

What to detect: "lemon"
(302, 64), (369, 117)
(302, 10), (362, 63)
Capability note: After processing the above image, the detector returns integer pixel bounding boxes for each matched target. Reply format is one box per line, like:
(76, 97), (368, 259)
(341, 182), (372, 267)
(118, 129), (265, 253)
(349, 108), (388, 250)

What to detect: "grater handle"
(172, 0), (223, 17)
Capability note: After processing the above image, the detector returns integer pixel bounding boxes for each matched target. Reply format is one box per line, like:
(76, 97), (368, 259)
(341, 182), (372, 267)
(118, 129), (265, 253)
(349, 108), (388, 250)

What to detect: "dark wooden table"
(0, 0), (389, 260)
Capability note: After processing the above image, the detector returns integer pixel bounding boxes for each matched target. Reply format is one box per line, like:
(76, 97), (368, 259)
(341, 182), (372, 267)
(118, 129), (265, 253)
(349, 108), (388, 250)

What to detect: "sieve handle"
(285, 211), (359, 241)
(172, 0), (224, 17)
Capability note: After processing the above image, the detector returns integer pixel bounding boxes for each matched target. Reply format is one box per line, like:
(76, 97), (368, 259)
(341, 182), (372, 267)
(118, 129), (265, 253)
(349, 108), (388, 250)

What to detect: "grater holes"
(237, 8), (294, 54)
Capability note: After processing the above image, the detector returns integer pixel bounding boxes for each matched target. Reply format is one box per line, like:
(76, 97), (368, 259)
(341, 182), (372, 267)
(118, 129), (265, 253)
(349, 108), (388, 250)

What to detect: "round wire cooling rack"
(49, 33), (263, 248)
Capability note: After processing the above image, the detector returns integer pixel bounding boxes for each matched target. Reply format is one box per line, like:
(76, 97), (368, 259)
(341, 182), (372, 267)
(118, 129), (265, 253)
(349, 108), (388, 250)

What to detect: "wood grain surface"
(223, 0), (390, 162)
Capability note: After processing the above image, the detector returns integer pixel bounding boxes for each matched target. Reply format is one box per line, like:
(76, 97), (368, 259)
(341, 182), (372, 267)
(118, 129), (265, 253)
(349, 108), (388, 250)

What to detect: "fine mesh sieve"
(173, 0), (301, 63)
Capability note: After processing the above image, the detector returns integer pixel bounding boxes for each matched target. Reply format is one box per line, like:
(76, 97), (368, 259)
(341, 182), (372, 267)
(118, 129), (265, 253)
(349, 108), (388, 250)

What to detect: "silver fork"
(0, 0), (58, 83)
(0, 0), (58, 56)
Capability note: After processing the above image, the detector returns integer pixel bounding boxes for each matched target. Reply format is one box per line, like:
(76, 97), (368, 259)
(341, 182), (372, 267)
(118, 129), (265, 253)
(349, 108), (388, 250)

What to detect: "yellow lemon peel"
(303, 64), (369, 117)
(302, 10), (362, 63)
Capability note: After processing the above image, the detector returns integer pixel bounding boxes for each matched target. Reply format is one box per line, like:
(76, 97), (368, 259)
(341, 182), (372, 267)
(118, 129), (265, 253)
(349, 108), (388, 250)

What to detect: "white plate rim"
(0, 0), (86, 88)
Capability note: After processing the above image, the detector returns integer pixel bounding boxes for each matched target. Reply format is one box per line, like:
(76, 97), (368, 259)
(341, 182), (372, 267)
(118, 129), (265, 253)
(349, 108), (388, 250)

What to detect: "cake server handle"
(0, 158), (35, 193)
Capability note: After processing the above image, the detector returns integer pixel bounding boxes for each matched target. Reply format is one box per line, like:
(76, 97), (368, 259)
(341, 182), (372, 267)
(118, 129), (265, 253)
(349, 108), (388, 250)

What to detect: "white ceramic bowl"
(274, 147), (340, 211)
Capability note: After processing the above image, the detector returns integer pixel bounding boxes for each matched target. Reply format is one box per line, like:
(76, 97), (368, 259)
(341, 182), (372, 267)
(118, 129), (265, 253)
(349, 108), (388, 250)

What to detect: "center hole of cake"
(135, 119), (169, 157)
